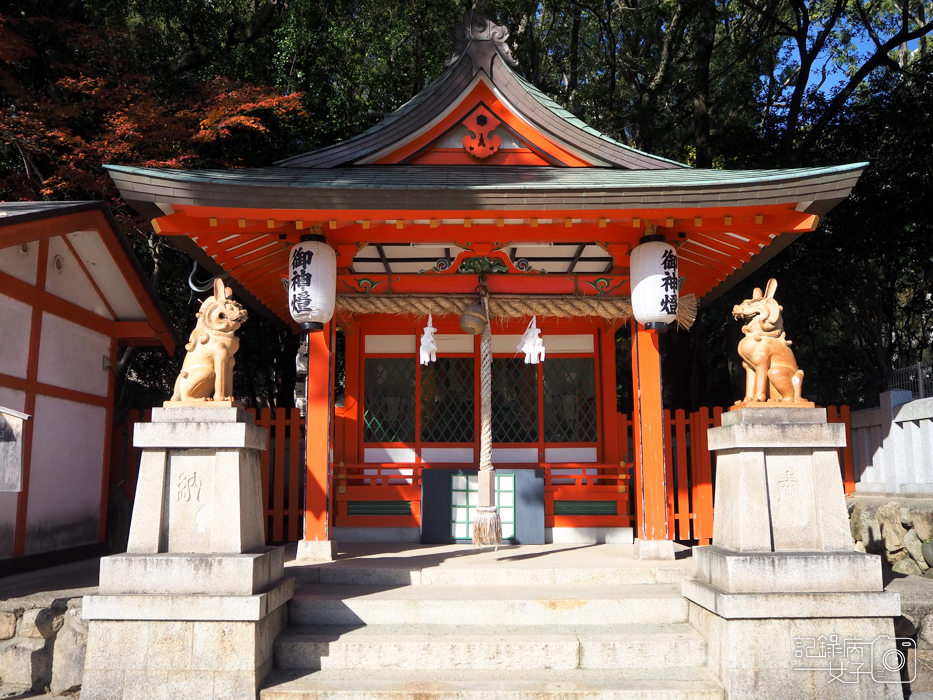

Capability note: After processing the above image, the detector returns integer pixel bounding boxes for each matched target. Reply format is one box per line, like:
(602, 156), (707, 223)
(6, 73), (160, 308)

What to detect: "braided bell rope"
(479, 293), (493, 473)
(473, 288), (502, 548)
(335, 293), (697, 329)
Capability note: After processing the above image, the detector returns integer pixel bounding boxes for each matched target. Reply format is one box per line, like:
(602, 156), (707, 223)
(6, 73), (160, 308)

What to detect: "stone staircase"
(260, 545), (724, 699)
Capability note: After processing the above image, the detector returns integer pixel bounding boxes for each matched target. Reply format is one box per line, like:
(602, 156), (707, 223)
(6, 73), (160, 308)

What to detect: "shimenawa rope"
(335, 293), (698, 329)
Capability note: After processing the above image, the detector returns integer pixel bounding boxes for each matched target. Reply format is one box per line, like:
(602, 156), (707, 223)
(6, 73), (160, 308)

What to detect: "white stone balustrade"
(853, 390), (933, 495)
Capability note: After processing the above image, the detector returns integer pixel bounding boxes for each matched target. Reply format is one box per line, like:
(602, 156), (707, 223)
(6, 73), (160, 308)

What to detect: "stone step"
(287, 583), (689, 626)
(274, 623), (708, 671)
(291, 564), (695, 587)
(260, 668), (725, 700)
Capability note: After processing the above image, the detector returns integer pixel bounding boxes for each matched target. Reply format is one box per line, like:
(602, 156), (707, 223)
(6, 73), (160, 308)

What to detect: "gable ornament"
(445, 0), (519, 69)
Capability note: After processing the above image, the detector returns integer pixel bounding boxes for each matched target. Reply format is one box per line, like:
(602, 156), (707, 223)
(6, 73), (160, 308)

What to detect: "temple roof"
(107, 162), (865, 219)
(103, 2), (868, 328)
(275, 2), (685, 170)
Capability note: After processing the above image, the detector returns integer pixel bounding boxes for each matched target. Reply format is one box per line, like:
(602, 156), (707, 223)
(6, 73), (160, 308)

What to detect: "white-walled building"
(0, 201), (176, 564)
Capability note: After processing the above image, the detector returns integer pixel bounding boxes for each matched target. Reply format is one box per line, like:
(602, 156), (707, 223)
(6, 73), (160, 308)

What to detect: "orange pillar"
(302, 322), (334, 551)
(631, 320), (668, 541)
(599, 324), (621, 467)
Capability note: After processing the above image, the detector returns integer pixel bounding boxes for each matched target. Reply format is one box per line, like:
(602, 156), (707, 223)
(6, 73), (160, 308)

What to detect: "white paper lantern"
(288, 235), (337, 332)
(630, 236), (679, 330)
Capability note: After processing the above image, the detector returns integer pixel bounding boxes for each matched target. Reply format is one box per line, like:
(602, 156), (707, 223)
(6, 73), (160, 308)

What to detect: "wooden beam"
(336, 272), (630, 296)
(567, 244), (586, 274)
(0, 210), (105, 251)
(600, 325), (621, 467)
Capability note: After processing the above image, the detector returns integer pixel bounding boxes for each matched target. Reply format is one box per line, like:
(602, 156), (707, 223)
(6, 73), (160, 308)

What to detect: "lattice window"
(543, 357), (598, 443)
(421, 358), (475, 443)
(492, 358), (538, 443)
(451, 473), (515, 541)
(363, 358), (416, 443)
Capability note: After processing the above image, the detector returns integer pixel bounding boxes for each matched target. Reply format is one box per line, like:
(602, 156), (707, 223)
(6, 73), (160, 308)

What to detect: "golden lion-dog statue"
(732, 278), (805, 404)
(169, 278), (248, 403)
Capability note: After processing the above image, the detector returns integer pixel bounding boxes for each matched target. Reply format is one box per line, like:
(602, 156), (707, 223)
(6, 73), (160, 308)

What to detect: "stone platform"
(265, 541), (721, 700)
(81, 407), (293, 700)
(684, 407), (906, 699)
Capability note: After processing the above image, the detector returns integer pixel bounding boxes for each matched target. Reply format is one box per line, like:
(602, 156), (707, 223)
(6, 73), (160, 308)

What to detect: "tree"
(694, 58), (933, 408)
(750, 0), (933, 164)
(3, 0), (931, 411)
(0, 8), (314, 411)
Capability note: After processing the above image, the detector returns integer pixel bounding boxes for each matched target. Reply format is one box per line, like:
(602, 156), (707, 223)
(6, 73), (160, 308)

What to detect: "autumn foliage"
(0, 12), (310, 211)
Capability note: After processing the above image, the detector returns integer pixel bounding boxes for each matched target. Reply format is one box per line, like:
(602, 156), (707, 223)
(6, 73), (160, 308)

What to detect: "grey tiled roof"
(107, 162), (867, 217)
(0, 200), (105, 224)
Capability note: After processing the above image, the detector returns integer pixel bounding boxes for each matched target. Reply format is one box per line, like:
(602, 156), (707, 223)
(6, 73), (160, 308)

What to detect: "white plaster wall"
(0, 387), (26, 559)
(0, 293), (32, 379)
(545, 447), (598, 463)
(489, 334), (594, 354)
(0, 241), (38, 286)
(365, 335), (415, 354)
(37, 312), (109, 397)
(44, 236), (113, 319)
(66, 231), (144, 319)
(25, 394), (106, 554)
(433, 335), (473, 353)
(364, 447), (417, 463)
(421, 447), (474, 463)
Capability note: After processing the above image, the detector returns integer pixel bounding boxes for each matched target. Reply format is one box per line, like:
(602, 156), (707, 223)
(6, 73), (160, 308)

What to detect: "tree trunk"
(569, 6), (581, 108)
(692, 0), (716, 168)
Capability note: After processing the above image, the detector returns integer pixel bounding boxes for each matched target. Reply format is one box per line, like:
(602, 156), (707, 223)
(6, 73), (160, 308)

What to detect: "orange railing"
(544, 462), (631, 528)
(334, 462), (423, 528)
(657, 407), (722, 545)
(634, 405), (856, 544)
(251, 408), (304, 542)
(109, 407), (151, 502)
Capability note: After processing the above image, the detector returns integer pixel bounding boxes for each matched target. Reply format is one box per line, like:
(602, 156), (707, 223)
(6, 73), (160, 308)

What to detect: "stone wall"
(849, 495), (933, 693)
(0, 598), (87, 696)
(848, 497), (933, 577)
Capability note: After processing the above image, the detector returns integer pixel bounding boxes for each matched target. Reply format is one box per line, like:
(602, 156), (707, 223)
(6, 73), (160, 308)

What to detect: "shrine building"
(107, 5), (865, 551)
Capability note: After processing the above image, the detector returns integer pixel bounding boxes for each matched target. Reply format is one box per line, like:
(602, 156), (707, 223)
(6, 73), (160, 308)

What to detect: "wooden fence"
(109, 405), (855, 545)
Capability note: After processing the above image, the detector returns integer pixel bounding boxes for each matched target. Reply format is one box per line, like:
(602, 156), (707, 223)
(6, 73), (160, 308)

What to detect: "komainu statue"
(732, 278), (807, 405)
(168, 278), (247, 404)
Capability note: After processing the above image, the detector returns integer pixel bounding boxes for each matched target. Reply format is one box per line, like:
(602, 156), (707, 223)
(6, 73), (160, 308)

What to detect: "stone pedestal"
(633, 537), (675, 560)
(684, 408), (906, 699)
(82, 407), (293, 700)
